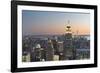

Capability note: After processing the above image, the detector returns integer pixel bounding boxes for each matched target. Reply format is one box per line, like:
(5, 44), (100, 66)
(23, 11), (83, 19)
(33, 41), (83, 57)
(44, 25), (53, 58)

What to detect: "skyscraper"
(45, 39), (54, 61)
(63, 21), (74, 60)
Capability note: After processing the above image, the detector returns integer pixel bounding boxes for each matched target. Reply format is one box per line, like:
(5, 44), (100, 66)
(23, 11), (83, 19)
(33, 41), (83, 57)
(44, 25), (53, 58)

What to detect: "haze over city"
(22, 10), (90, 62)
(22, 10), (90, 35)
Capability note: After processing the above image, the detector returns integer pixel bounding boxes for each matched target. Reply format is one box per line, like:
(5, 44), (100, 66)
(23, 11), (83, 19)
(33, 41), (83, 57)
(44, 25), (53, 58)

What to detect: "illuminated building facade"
(63, 21), (74, 60)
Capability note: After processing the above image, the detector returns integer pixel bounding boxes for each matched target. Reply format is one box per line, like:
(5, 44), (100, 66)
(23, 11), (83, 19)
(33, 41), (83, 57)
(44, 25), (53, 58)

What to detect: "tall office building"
(45, 39), (54, 61)
(52, 37), (58, 55)
(63, 21), (74, 60)
(58, 41), (63, 53)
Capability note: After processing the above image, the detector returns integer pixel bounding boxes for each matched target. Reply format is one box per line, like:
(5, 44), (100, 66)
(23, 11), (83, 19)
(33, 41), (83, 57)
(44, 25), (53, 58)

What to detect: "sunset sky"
(22, 10), (90, 35)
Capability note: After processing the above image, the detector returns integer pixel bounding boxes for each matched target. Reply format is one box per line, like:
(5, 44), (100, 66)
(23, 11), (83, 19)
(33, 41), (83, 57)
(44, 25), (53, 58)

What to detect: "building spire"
(68, 20), (70, 24)
(66, 20), (71, 32)
(76, 30), (79, 36)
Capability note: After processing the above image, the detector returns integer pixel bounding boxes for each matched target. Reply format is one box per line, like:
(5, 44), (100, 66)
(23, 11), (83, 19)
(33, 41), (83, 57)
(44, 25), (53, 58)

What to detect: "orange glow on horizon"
(31, 23), (90, 35)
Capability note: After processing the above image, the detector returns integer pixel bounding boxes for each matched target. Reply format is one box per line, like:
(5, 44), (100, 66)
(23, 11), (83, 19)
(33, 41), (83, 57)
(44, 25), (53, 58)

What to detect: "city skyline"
(22, 10), (90, 35)
(22, 10), (90, 62)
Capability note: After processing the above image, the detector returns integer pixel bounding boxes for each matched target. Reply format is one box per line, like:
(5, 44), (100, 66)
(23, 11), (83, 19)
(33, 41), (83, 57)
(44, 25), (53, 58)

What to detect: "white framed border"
(17, 5), (94, 68)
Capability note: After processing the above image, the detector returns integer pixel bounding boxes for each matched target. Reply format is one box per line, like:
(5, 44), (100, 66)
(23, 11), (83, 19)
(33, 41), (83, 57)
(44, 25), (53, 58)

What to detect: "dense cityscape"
(22, 24), (90, 62)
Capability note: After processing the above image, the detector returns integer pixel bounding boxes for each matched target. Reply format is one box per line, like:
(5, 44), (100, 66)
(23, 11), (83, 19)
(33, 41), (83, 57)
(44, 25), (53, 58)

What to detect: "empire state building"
(63, 20), (74, 60)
